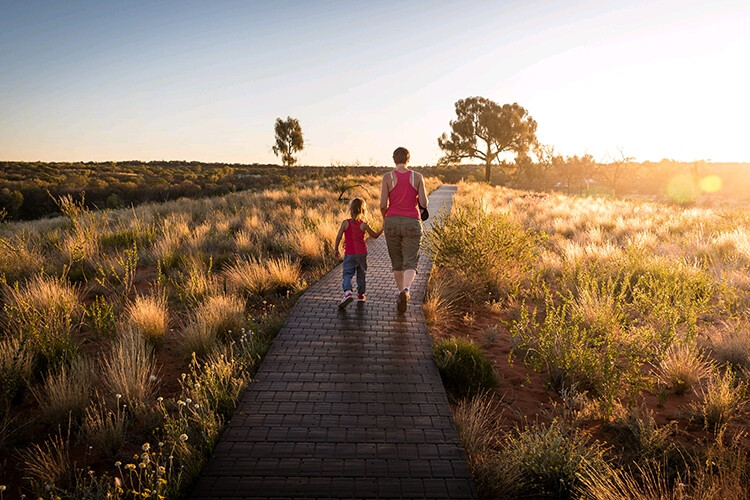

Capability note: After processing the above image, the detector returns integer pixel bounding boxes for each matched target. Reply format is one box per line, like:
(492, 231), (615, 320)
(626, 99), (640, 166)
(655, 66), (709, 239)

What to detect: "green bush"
(424, 202), (542, 300)
(433, 337), (499, 398)
(493, 419), (608, 499)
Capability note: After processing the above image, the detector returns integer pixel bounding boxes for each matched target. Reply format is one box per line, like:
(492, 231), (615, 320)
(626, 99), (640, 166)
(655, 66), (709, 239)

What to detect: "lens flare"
(699, 175), (722, 193)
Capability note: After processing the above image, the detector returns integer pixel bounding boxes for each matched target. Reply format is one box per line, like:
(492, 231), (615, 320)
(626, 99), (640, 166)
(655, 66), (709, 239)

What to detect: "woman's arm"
(379, 174), (390, 219)
(416, 172), (428, 207)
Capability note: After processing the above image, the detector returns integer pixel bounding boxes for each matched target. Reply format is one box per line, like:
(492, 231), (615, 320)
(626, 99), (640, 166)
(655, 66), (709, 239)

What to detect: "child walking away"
(334, 198), (383, 308)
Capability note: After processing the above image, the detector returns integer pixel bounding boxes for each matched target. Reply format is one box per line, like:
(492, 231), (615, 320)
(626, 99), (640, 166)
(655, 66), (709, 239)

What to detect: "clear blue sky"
(1, 0), (748, 165)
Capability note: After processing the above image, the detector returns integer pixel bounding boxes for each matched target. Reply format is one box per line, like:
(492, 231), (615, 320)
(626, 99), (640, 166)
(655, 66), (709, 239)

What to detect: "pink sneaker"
(338, 291), (354, 309)
(357, 294), (366, 302)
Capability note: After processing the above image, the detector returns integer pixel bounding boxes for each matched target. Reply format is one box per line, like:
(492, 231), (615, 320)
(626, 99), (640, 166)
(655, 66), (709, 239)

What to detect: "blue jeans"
(342, 253), (368, 294)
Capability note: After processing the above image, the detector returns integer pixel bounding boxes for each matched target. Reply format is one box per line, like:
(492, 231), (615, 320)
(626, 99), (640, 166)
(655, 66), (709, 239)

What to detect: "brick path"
(190, 185), (476, 499)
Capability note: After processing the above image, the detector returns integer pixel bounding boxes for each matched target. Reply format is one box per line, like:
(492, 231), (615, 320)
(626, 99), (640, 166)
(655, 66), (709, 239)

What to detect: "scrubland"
(427, 182), (750, 499)
(0, 173), (411, 498)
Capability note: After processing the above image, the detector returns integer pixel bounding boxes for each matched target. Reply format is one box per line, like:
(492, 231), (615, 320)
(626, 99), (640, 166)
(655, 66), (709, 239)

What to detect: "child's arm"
(361, 222), (383, 238)
(334, 220), (347, 259)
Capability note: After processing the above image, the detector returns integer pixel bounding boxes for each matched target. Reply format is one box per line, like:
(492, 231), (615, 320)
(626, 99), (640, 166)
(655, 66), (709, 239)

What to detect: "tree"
(272, 116), (304, 166)
(438, 97), (538, 183)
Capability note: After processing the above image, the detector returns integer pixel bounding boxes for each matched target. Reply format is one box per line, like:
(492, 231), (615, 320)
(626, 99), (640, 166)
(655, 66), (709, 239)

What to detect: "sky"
(1, 0), (749, 166)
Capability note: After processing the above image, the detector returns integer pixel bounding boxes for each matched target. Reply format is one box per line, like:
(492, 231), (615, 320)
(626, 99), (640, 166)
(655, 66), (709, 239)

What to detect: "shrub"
(424, 202), (541, 300)
(180, 294), (246, 359)
(511, 286), (656, 417)
(84, 294), (117, 337)
(433, 337), (499, 398)
(125, 294), (169, 344)
(495, 419), (608, 499)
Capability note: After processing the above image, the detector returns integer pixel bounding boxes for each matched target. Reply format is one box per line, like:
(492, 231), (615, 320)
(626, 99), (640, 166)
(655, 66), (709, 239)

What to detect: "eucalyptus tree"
(272, 117), (304, 166)
(438, 97), (538, 182)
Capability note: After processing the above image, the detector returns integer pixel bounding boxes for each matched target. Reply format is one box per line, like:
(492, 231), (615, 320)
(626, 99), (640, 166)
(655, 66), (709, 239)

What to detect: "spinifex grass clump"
(433, 337), (499, 398)
(3, 273), (81, 372)
(125, 293), (169, 344)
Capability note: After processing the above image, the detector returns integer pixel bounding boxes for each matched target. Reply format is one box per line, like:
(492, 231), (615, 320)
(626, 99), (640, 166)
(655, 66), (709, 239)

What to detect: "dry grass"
(224, 256), (301, 297)
(101, 327), (158, 410)
(0, 335), (34, 403)
(125, 294), (169, 344)
(82, 394), (128, 456)
(706, 320), (750, 369)
(657, 343), (713, 395)
(180, 294), (246, 359)
(2, 273), (81, 368)
(30, 357), (97, 425)
(689, 368), (747, 429)
(19, 428), (74, 488)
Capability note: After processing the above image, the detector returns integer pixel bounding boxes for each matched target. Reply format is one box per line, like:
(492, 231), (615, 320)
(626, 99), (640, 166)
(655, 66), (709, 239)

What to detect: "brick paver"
(190, 185), (476, 499)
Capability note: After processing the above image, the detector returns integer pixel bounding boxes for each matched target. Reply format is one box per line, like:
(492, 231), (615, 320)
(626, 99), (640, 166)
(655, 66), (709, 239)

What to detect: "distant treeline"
(0, 161), (395, 220)
(2, 159), (749, 220)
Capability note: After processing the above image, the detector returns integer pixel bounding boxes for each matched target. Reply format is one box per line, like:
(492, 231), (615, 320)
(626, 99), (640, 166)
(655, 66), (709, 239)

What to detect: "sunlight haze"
(1, 0), (748, 165)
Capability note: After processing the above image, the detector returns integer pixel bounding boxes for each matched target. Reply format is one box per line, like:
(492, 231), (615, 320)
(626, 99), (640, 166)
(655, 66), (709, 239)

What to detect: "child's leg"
(342, 255), (356, 291)
(355, 254), (368, 294)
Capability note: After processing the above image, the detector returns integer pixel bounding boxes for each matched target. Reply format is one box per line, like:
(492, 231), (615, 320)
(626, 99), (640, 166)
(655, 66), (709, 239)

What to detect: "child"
(334, 197), (383, 308)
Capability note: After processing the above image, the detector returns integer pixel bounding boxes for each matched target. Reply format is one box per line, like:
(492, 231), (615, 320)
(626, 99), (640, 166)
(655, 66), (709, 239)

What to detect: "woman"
(380, 146), (428, 313)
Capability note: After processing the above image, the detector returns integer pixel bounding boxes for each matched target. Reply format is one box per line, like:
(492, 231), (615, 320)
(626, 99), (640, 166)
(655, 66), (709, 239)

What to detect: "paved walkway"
(190, 185), (476, 499)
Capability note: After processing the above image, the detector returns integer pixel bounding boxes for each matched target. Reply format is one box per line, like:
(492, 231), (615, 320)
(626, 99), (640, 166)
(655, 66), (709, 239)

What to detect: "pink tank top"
(385, 170), (419, 219)
(344, 218), (368, 255)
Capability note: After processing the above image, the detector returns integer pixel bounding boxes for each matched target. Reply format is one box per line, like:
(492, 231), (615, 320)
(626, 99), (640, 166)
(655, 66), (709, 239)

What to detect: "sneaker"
(397, 289), (410, 313)
(338, 291), (354, 309)
(357, 294), (366, 302)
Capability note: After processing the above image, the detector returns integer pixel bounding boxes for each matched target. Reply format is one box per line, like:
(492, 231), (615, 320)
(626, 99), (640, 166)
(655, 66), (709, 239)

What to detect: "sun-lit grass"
(224, 256), (301, 297)
(3, 273), (81, 370)
(689, 367), (747, 430)
(180, 294), (247, 359)
(657, 343), (712, 395)
(102, 327), (158, 410)
(125, 294), (169, 344)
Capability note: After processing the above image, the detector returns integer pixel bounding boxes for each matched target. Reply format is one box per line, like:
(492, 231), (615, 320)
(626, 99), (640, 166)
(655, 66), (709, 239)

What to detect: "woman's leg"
(393, 270), (404, 290)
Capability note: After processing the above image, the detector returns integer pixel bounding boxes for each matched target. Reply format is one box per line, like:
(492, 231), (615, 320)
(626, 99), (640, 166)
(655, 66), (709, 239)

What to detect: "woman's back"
(386, 170), (419, 219)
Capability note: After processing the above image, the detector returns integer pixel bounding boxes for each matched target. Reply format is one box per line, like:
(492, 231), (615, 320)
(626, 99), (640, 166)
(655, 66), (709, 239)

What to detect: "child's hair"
(393, 147), (410, 164)
(348, 198), (366, 220)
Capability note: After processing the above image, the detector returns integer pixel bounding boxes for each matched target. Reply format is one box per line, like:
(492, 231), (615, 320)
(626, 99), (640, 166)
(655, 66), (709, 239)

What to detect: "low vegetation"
(426, 181), (750, 498)
(0, 173), (401, 498)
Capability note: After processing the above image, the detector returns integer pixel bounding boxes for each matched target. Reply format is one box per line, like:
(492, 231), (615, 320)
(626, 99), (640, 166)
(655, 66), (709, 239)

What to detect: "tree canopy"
(438, 97), (538, 182)
(272, 116), (304, 166)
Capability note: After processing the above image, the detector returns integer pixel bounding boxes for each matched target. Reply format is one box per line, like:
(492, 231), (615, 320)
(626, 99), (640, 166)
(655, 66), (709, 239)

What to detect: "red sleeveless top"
(385, 170), (419, 219)
(344, 218), (368, 255)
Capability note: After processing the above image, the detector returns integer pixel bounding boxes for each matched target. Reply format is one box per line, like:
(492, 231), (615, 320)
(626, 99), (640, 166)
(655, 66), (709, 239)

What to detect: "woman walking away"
(380, 147), (428, 313)
(334, 198), (383, 308)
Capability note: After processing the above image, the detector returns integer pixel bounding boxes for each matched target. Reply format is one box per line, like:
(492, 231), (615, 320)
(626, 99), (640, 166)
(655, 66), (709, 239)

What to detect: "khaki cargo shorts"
(384, 216), (422, 271)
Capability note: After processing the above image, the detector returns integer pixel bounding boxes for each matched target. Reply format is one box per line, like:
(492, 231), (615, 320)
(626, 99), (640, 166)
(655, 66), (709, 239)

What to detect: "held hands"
(377, 228), (384, 238)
